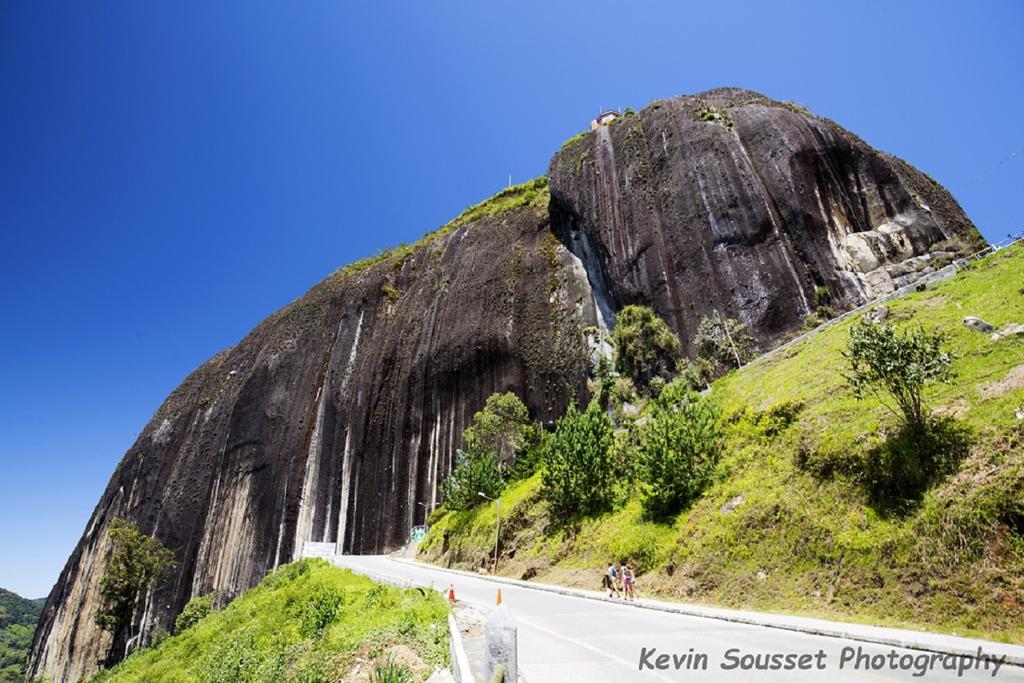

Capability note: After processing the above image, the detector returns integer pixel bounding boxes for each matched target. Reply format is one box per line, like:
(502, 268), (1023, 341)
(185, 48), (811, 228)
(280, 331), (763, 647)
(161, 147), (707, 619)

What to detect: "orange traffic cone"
(496, 589), (503, 605)
(448, 584), (456, 604)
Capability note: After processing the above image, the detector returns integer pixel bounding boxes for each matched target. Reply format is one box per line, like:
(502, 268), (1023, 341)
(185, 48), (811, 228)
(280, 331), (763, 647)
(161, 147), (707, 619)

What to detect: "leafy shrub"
(797, 417), (971, 510)
(802, 307), (836, 330)
(674, 359), (707, 391)
(425, 505), (448, 526)
(541, 401), (616, 521)
(610, 305), (681, 393)
(638, 382), (721, 520)
(298, 585), (345, 638)
(814, 285), (832, 307)
(381, 284), (402, 303)
(755, 400), (804, 437)
(511, 427), (549, 481)
(843, 320), (955, 433)
(148, 625), (170, 648)
(174, 593), (215, 633)
(363, 584), (390, 609)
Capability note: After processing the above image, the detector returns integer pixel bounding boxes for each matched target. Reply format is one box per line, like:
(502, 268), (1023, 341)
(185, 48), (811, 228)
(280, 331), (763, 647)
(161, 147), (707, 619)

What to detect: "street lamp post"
(478, 492), (501, 573)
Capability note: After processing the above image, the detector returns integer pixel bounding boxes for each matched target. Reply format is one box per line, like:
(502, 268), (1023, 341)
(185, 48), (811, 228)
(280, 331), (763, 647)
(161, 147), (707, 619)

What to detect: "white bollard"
(485, 604), (517, 682)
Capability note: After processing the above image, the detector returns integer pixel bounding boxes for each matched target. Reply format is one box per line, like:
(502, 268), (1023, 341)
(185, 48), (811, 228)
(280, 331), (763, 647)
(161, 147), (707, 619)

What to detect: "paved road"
(332, 555), (1024, 683)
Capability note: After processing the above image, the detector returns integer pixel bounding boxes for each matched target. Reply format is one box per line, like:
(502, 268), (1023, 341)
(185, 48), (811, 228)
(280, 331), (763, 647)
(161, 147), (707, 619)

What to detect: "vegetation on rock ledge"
(339, 177), (549, 278)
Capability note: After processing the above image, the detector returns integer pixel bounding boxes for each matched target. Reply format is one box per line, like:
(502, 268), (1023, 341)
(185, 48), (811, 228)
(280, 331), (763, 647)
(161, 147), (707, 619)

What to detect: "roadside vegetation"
(90, 559), (449, 683)
(423, 244), (1024, 642)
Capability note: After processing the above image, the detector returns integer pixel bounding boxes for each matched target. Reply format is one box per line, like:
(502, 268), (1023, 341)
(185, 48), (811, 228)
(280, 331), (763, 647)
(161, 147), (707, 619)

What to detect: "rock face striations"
(30, 89), (981, 681)
(549, 88), (982, 349)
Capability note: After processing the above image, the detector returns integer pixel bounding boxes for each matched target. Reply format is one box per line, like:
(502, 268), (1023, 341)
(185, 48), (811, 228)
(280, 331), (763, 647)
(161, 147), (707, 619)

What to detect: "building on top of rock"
(590, 109), (619, 130)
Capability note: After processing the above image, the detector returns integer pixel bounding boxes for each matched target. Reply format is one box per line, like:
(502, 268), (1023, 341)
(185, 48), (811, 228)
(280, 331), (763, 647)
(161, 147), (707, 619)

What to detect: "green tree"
(439, 448), (504, 511)
(439, 392), (535, 510)
(95, 519), (176, 644)
(541, 400), (615, 520)
(462, 392), (533, 474)
(843, 320), (955, 433)
(638, 381), (721, 520)
(610, 305), (681, 393)
(693, 314), (755, 379)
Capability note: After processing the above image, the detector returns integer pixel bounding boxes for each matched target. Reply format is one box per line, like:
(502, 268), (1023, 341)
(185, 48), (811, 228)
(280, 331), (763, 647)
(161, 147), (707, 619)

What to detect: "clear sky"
(1, 1), (1021, 599)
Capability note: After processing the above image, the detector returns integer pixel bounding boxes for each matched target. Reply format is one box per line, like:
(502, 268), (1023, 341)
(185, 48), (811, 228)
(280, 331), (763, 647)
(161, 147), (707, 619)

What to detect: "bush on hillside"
(843, 319), (955, 434)
(174, 593), (215, 634)
(611, 305), (681, 394)
(638, 381), (721, 520)
(797, 416), (972, 510)
(541, 401), (616, 520)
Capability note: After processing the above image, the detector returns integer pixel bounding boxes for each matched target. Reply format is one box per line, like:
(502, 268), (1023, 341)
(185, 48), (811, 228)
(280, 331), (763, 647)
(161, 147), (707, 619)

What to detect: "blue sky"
(1, 1), (1021, 598)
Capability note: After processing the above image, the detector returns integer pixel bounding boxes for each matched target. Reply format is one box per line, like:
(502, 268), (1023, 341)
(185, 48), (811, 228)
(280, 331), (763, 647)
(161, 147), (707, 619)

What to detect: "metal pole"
(493, 497), (501, 572)
(716, 309), (742, 368)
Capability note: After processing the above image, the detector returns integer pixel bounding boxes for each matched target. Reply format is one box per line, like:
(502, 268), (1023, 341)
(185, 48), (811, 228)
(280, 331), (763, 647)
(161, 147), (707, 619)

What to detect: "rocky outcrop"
(28, 187), (598, 681)
(30, 89), (981, 681)
(548, 88), (982, 350)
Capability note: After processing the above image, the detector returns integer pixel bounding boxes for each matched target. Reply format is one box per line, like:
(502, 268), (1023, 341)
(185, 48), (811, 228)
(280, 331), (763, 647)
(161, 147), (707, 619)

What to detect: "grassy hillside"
(0, 588), (43, 683)
(421, 244), (1024, 642)
(90, 560), (449, 683)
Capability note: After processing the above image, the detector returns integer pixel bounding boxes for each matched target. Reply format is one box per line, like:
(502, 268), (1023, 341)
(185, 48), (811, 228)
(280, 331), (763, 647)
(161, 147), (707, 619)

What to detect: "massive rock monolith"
(29, 89), (980, 681)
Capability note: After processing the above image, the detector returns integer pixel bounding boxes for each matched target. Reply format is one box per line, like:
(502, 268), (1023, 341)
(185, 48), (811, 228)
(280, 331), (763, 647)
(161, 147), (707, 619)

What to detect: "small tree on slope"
(95, 518), (176, 658)
(843, 319), (955, 434)
(638, 381), (721, 520)
(541, 400), (615, 521)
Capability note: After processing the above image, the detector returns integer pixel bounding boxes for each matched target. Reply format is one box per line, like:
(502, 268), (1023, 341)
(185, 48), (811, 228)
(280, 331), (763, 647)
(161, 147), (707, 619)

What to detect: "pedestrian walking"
(621, 560), (636, 601)
(603, 562), (621, 598)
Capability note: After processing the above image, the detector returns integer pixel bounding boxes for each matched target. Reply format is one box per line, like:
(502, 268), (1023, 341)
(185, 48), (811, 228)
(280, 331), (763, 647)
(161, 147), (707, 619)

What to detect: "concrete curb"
(448, 613), (475, 683)
(393, 558), (1024, 668)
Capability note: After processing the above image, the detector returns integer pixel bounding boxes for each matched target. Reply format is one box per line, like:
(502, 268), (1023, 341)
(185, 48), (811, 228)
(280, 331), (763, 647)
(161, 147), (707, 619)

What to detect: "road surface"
(332, 555), (1024, 683)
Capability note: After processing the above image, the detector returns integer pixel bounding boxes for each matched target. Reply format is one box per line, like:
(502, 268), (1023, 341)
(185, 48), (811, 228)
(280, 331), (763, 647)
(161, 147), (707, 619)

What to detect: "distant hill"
(1, 587), (43, 683)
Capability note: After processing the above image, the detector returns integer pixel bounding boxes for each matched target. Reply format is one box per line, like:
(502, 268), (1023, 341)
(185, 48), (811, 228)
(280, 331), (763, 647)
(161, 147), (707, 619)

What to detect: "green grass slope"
(90, 560), (449, 683)
(421, 244), (1024, 642)
(1, 588), (43, 683)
